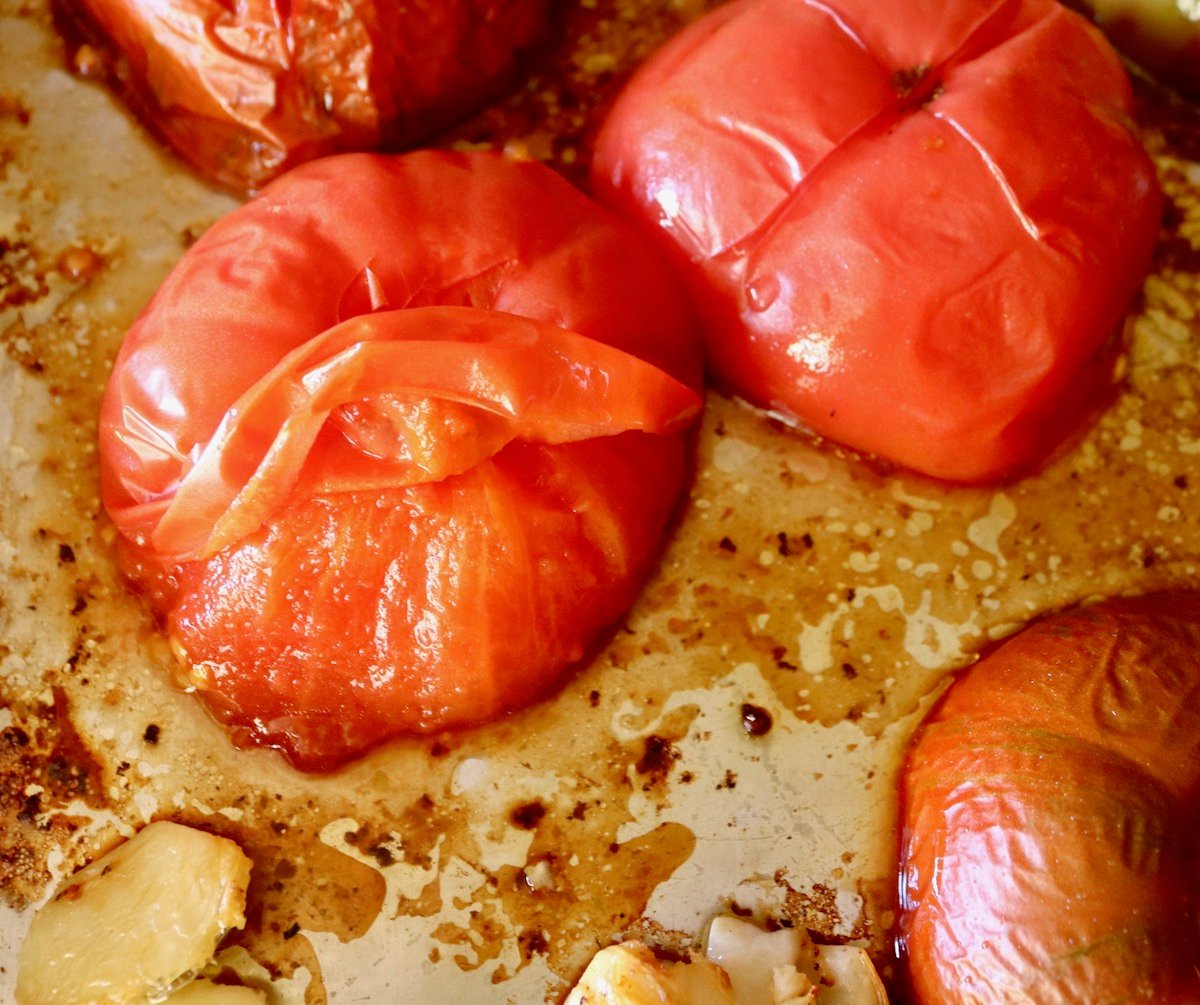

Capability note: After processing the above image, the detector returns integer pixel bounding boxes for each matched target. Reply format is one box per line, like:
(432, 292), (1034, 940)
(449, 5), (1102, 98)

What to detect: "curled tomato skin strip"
(109, 306), (699, 561)
(99, 151), (704, 769)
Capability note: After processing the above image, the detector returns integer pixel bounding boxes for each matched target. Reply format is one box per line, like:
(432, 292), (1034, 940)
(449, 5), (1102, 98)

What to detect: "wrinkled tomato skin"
(99, 152), (703, 769)
(899, 592), (1200, 1004)
(592, 0), (1162, 483)
(59, 0), (548, 191)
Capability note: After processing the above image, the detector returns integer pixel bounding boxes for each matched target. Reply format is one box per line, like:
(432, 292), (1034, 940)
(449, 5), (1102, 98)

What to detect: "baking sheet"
(2, 1), (1200, 1000)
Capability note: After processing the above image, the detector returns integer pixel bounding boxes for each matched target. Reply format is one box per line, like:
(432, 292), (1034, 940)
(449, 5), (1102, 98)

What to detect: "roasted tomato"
(59, 0), (548, 191)
(899, 592), (1200, 1003)
(99, 151), (703, 770)
(592, 0), (1162, 483)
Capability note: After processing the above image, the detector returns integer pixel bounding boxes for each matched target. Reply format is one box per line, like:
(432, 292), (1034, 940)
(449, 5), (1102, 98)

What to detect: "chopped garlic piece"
(564, 941), (736, 1005)
(706, 916), (811, 1005)
(165, 980), (266, 1004)
(773, 967), (817, 1005)
(567, 918), (889, 1005)
(17, 821), (252, 1005)
(706, 916), (888, 1005)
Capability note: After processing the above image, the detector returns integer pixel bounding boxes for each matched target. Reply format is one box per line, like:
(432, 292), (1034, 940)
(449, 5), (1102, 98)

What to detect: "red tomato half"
(592, 0), (1162, 483)
(61, 0), (548, 191)
(899, 592), (1200, 1003)
(99, 151), (703, 770)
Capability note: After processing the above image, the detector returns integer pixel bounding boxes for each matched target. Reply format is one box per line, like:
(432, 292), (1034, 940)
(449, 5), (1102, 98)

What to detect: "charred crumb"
(428, 740), (450, 757)
(366, 843), (396, 867)
(282, 922), (301, 940)
(718, 536), (737, 553)
(519, 928), (550, 959)
(635, 734), (678, 777)
(772, 645), (797, 671)
(17, 792), (42, 825)
(0, 237), (50, 309)
(841, 662), (858, 680)
(142, 723), (160, 745)
(717, 770), (737, 791)
(56, 543), (75, 564)
(2, 727), (30, 747)
(47, 755), (89, 795)
(588, 689), (601, 707)
(510, 800), (546, 830)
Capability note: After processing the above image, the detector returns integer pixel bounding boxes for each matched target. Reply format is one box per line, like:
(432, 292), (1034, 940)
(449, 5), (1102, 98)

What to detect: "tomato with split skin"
(593, 0), (1162, 483)
(99, 152), (703, 770)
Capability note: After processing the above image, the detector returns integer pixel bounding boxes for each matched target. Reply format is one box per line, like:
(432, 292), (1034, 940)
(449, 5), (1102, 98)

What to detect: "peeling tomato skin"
(899, 593), (1200, 1003)
(98, 152), (703, 769)
(60, 0), (550, 191)
(593, 0), (1162, 483)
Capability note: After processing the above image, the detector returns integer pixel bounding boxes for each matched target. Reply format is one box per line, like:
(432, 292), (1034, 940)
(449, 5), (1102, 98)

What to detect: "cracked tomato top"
(99, 151), (703, 770)
(592, 0), (1162, 482)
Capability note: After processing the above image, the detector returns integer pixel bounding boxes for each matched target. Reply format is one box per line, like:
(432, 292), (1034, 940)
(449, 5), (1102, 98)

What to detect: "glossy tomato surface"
(593, 0), (1162, 482)
(99, 151), (703, 770)
(61, 0), (548, 191)
(899, 592), (1200, 1003)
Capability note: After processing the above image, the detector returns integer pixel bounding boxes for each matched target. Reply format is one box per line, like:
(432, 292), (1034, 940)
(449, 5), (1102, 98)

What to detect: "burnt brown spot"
(635, 734), (677, 777)
(510, 800), (546, 830)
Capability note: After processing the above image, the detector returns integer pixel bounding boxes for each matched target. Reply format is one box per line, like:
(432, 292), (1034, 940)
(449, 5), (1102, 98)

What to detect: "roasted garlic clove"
(706, 916), (814, 1005)
(564, 940), (737, 1005)
(16, 820), (252, 1005)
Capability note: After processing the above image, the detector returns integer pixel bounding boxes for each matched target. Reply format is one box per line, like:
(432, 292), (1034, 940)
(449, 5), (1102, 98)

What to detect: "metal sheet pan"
(2, 1), (1199, 1000)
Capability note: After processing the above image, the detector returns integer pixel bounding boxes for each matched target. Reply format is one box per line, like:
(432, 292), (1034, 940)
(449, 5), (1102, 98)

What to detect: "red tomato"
(592, 0), (1162, 483)
(99, 151), (703, 770)
(60, 0), (548, 191)
(899, 592), (1200, 1003)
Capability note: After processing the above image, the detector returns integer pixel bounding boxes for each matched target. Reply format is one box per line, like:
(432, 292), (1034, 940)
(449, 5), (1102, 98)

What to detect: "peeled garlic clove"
(565, 940), (736, 1005)
(811, 945), (889, 1005)
(164, 980), (266, 1004)
(17, 820), (252, 1005)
